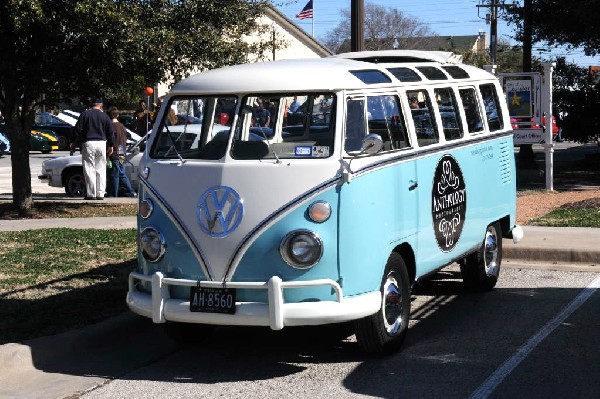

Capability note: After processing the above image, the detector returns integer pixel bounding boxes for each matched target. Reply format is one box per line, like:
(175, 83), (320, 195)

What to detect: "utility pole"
(350, 0), (364, 51)
(476, 0), (504, 65)
(523, 0), (533, 72)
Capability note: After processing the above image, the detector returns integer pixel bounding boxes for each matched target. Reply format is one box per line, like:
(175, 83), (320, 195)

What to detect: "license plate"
(189, 286), (236, 314)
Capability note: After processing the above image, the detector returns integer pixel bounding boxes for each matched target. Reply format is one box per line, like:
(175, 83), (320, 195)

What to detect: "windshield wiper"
(255, 126), (281, 164)
(163, 125), (185, 163)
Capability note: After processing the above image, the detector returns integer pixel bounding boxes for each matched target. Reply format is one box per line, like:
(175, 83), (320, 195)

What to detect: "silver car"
(39, 136), (145, 197)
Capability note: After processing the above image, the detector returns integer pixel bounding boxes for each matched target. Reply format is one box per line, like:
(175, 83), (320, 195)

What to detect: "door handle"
(408, 180), (418, 191)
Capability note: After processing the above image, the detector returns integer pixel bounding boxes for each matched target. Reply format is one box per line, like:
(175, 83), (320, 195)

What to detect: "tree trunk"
(5, 119), (34, 215)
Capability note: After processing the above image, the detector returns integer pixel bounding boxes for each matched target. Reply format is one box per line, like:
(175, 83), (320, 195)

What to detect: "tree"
(0, 0), (272, 215)
(551, 57), (600, 143)
(458, 40), (529, 73)
(504, 0), (600, 56)
(321, 2), (436, 54)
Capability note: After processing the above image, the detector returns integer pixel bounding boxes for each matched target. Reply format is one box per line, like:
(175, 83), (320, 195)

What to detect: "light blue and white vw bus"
(127, 50), (523, 354)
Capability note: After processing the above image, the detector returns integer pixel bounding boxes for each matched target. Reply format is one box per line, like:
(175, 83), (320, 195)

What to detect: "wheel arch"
(61, 165), (83, 186)
(393, 242), (416, 286)
(499, 214), (511, 238)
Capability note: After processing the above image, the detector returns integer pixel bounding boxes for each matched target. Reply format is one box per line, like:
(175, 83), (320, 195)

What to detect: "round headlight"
(140, 227), (165, 262)
(139, 199), (154, 219)
(308, 201), (331, 223)
(280, 230), (323, 269)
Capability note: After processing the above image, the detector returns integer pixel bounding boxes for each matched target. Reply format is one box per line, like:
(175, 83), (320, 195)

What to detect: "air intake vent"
(498, 141), (512, 184)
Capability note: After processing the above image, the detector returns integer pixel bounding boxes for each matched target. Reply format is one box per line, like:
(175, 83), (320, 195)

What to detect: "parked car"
(31, 129), (59, 153)
(0, 131), (9, 155)
(34, 112), (76, 150)
(511, 115), (558, 137)
(39, 135), (146, 197)
(0, 124), (58, 153)
(118, 114), (137, 132)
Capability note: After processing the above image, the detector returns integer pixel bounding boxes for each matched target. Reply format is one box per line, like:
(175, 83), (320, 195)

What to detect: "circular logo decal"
(432, 155), (467, 252)
(197, 186), (243, 238)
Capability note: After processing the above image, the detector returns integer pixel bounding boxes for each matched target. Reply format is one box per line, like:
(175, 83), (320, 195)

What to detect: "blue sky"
(272, 0), (599, 67)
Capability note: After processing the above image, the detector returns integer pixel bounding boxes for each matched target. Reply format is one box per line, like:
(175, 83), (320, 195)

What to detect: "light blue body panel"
(136, 132), (516, 306)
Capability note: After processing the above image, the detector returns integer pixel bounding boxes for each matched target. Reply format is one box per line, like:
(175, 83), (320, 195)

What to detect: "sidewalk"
(503, 226), (600, 269)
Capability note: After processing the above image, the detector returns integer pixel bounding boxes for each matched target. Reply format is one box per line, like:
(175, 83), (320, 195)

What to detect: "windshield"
(150, 93), (336, 161)
(232, 93), (335, 160)
(150, 96), (236, 160)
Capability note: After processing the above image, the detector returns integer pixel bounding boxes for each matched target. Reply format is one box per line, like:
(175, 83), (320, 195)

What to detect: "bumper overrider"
(127, 271), (382, 330)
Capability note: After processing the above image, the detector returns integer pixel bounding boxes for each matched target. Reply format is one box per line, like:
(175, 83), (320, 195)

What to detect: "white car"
(39, 136), (145, 197)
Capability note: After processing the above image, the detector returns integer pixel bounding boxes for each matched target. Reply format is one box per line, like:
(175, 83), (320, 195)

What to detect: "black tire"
(64, 168), (86, 197)
(355, 252), (411, 355)
(460, 222), (503, 292)
(41, 149), (51, 154)
(163, 322), (214, 344)
(57, 135), (69, 151)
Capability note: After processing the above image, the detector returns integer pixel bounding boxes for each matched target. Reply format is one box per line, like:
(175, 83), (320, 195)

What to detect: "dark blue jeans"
(110, 159), (135, 197)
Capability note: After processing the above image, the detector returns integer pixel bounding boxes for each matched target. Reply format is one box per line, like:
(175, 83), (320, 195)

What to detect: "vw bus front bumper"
(127, 271), (381, 330)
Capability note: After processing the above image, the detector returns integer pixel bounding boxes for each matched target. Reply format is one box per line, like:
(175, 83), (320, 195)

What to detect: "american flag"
(296, 0), (313, 20)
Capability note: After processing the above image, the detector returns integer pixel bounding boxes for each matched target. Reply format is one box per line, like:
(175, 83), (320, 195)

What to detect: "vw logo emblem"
(196, 186), (244, 238)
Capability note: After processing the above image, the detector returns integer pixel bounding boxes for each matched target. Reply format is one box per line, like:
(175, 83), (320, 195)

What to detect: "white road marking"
(470, 274), (600, 399)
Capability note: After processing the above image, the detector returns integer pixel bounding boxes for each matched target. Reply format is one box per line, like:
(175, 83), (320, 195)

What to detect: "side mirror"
(360, 133), (383, 155)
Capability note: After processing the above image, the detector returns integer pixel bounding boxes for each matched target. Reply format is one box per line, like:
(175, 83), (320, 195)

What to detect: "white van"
(127, 50), (523, 354)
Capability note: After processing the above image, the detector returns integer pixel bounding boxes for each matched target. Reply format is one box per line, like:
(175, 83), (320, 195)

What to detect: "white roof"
(170, 57), (393, 94)
(334, 50), (464, 64)
(170, 51), (495, 96)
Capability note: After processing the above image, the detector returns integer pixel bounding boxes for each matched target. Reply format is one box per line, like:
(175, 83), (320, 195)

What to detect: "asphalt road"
(8, 265), (592, 399)
(90, 268), (600, 398)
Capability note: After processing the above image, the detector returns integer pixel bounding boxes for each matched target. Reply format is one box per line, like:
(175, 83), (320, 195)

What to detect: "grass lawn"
(0, 228), (136, 344)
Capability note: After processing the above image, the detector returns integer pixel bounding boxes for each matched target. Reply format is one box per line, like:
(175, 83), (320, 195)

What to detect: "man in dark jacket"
(71, 99), (115, 199)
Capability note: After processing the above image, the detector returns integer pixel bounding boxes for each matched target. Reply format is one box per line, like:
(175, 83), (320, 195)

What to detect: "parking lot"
(0, 151), (67, 200)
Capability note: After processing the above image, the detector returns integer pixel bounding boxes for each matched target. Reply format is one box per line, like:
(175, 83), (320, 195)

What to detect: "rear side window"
(459, 88), (484, 133)
(407, 89), (439, 146)
(434, 88), (463, 140)
(480, 84), (504, 131)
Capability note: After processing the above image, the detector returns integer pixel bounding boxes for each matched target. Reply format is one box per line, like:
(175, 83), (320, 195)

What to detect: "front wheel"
(460, 222), (503, 292)
(64, 168), (85, 197)
(355, 252), (411, 355)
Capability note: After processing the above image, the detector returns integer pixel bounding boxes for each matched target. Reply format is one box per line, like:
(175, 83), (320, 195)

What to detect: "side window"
(480, 83), (504, 131)
(407, 89), (439, 147)
(344, 98), (367, 153)
(434, 87), (463, 141)
(366, 95), (410, 151)
(459, 88), (484, 133)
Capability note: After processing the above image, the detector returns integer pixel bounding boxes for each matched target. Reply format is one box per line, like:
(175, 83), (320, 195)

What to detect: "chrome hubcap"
(382, 273), (403, 335)
(484, 225), (499, 276)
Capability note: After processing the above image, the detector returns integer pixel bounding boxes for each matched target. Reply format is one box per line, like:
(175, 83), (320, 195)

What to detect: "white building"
(156, 5), (331, 97)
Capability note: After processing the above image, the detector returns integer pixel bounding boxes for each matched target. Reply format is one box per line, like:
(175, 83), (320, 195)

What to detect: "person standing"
(71, 99), (115, 200)
(108, 106), (136, 197)
(135, 100), (151, 136)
